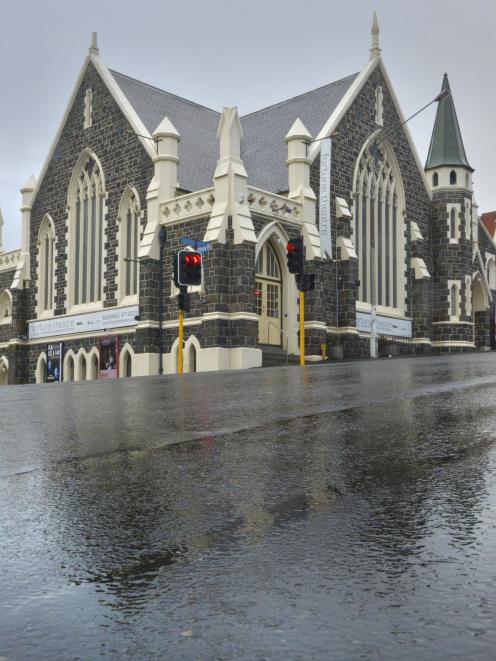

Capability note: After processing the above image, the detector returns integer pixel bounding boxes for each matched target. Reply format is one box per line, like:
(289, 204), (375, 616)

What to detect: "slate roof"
(425, 73), (472, 171)
(110, 70), (358, 194)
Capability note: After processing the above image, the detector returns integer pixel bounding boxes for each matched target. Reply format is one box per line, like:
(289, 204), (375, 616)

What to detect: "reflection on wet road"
(1, 354), (496, 659)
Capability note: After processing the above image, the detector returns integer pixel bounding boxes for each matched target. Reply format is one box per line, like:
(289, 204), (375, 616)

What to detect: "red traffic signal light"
(174, 249), (203, 286)
(287, 238), (304, 274)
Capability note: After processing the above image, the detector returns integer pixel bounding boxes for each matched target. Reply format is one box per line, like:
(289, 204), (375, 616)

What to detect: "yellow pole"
(178, 308), (184, 374)
(299, 290), (305, 366)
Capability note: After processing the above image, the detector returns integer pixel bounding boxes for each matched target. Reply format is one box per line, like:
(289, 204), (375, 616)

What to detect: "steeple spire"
(425, 73), (472, 170)
(369, 11), (381, 60)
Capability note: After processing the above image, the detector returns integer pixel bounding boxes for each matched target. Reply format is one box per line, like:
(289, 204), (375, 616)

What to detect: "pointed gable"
(425, 74), (472, 171)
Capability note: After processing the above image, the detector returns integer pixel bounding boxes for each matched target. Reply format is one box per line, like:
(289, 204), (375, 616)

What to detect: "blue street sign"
(179, 237), (212, 253)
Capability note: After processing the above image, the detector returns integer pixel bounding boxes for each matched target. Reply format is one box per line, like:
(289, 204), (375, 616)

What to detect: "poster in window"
(46, 342), (63, 383)
(99, 336), (119, 379)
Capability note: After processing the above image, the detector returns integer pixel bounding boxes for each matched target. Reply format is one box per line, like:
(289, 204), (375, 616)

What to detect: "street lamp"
(158, 226), (167, 375)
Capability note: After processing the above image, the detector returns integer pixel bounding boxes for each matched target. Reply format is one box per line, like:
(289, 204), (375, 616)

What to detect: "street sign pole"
(299, 291), (305, 366)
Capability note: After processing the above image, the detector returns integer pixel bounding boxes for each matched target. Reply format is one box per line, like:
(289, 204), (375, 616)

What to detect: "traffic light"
(287, 238), (304, 274)
(297, 273), (316, 292)
(177, 291), (191, 312)
(174, 249), (202, 287)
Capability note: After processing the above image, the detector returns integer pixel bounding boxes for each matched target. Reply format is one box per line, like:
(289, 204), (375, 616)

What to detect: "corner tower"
(426, 74), (475, 352)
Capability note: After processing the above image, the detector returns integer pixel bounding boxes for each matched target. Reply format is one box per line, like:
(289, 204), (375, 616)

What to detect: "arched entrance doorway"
(473, 275), (490, 350)
(256, 241), (283, 346)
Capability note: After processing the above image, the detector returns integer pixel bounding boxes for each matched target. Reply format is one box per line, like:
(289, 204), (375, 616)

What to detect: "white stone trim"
(65, 149), (107, 312)
(115, 185), (141, 305)
(255, 223), (299, 354)
(447, 203), (460, 243)
(0, 249), (21, 273)
(164, 343), (262, 374)
(447, 279), (461, 320)
(0, 289), (12, 325)
(464, 198), (472, 240)
(35, 351), (47, 384)
(84, 88), (93, 129)
(119, 341), (135, 377)
(432, 320), (473, 326)
(35, 214), (58, 319)
(63, 349), (77, 382)
(465, 274), (472, 317)
(432, 341), (475, 349)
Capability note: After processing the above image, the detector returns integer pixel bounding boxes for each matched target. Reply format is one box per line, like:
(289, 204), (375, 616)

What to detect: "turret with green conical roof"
(425, 73), (473, 178)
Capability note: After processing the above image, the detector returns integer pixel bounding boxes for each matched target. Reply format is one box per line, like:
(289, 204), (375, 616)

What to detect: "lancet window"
(353, 139), (405, 313)
(68, 153), (105, 308)
(38, 215), (56, 314)
(118, 187), (140, 301)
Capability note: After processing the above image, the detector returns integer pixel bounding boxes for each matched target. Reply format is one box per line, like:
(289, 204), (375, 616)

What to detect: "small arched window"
(450, 284), (458, 318)
(450, 208), (457, 239)
(450, 170), (457, 185)
(38, 215), (56, 315)
(487, 259), (496, 290)
(432, 172), (438, 187)
(0, 290), (12, 325)
(118, 187), (140, 301)
(465, 173), (469, 188)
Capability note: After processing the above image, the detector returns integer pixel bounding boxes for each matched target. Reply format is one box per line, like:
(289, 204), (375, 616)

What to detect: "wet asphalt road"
(1, 353), (496, 660)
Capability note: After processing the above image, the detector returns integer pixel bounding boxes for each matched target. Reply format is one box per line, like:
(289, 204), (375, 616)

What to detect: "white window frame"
(352, 133), (406, 317)
(66, 150), (106, 314)
(0, 289), (12, 325)
(36, 214), (57, 319)
(116, 185), (141, 305)
(84, 89), (93, 129)
(448, 280), (461, 321)
(447, 203), (460, 244)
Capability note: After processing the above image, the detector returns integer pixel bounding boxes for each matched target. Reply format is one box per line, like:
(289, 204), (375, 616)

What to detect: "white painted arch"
(255, 222), (299, 355)
(0, 355), (8, 386)
(36, 351), (47, 384)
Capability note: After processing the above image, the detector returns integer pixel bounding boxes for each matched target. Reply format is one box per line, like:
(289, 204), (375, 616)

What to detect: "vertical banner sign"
(99, 336), (119, 379)
(319, 137), (332, 258)
(46, 343), (63, 383)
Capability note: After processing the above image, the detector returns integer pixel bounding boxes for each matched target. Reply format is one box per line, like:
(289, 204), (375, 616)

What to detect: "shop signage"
(356, 311), (412, 338)
(319, 137), (332, 258)
(29, 305), (139, 340)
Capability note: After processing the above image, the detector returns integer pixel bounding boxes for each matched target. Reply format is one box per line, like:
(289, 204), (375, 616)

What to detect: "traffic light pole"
(178, 307), (184, 374)
(299, 290), (305, 366)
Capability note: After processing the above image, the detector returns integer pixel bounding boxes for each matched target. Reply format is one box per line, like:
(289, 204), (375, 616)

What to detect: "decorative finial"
(369, 11), (381, 60)
(89, 31), (99, 56)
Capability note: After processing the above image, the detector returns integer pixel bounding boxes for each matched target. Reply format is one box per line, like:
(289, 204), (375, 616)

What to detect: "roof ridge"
(109, 69), (221, 115)
(240, 73), (359, 118)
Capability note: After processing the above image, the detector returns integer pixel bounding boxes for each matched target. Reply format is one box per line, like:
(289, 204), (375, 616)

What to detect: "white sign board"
(356, 311), (412, 338)
(29, 305), (139, 340)
(319, 137), (332, 258)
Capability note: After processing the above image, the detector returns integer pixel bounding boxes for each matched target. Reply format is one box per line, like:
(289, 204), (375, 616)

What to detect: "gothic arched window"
(37, 215), (56, 315)
(353, 139), (405, 313)
(68, 152), (105, 308)
(432, 172), (438, 187)
(450, 170), (457, 185)
(118, 186), (140, 302)
(0, 290), (12, 325)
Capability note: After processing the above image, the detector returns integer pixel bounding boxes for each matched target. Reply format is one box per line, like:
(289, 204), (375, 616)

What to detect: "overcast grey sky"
(1, 0), (495, 250)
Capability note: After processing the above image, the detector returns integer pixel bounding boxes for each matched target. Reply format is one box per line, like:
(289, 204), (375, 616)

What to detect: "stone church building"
(1, 15), (495, 385)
